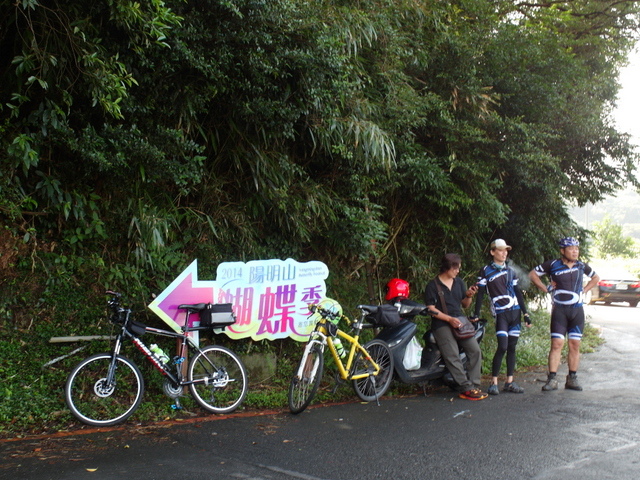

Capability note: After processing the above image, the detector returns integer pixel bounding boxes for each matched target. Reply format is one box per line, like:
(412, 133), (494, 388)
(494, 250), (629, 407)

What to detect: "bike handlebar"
(105, 290), (129, 324)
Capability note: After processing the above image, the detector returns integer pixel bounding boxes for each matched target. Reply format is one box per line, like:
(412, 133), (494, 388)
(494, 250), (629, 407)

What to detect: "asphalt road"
(2, 304), (639, 480)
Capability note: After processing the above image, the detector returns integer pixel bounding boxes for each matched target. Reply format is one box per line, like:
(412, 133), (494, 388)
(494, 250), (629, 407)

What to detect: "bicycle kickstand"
(371, 376), (381, 407)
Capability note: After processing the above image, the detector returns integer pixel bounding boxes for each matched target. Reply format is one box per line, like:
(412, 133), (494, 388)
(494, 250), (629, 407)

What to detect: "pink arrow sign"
(149, 258), (330, 342)
(148, 259), (218, 333)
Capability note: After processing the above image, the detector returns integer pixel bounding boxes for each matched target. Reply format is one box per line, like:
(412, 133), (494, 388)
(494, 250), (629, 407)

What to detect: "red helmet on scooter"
(385, 278), (410, 301)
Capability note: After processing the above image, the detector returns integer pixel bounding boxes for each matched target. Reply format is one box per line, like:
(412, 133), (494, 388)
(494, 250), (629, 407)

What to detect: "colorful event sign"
(148, 258), (329, 342)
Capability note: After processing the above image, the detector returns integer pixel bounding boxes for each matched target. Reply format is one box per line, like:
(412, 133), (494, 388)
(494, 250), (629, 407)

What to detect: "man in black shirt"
(425, 253), (486, 401)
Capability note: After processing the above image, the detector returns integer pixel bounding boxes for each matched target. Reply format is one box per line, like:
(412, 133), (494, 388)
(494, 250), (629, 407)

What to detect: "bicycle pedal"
(331, 373), (345, 394)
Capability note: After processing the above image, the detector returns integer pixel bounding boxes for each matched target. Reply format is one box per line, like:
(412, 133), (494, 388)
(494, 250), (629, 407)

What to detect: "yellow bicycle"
(288, 298), (394, 414)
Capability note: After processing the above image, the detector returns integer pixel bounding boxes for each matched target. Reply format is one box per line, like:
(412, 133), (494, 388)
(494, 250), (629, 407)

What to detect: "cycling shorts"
(550, 305), (584, 341)
(495, 309), (522, 338)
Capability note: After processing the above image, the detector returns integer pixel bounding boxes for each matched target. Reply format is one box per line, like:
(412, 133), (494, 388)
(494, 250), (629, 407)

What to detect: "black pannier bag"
(371, 304), (401, 327)
(199, 303), (236, 329)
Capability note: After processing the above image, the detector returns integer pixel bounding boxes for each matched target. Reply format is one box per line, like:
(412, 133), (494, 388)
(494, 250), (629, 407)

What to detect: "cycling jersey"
(474, 263), (526, 317)
(532, 258), (596, 308)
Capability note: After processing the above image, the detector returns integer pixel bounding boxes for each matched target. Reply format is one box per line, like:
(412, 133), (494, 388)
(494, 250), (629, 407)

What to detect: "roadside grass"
(0, 307), (604, 439)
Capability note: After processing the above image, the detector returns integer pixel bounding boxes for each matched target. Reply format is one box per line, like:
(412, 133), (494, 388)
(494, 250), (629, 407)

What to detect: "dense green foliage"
(0, 0), (637, 436)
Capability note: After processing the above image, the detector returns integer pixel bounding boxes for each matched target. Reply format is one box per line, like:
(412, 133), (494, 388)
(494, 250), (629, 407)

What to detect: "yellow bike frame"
(318, 320), (382, 381)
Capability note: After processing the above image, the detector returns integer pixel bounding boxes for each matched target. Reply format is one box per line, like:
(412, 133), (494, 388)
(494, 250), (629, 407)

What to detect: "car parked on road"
(589, 278), (640, 307)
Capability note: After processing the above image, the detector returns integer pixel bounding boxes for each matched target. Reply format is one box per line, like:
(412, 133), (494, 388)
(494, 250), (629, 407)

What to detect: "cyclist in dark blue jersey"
(528, 237), (599, 391)
(472, 239), (530, 395)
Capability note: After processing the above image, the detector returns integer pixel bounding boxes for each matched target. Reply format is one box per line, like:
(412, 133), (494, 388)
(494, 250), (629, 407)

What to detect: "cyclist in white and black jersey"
(528, 237), (599, 392)
(472, 239), (531, 395)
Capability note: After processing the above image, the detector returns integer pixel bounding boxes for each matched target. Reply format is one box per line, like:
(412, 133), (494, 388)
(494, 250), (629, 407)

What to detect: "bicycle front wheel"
(352, 339), (394, 402)
(188, 345), (248, 414)
(288, 344), (324, 414)
(65, 353), (144, 426)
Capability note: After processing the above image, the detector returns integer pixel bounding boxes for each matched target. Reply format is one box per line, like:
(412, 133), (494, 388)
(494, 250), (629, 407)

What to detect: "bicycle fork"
(295, 337), (324, 383)
(102, 335), (125, 389)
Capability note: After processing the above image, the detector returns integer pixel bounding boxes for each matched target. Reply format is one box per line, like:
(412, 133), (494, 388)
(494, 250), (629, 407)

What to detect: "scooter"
(373, 299), (487, 390)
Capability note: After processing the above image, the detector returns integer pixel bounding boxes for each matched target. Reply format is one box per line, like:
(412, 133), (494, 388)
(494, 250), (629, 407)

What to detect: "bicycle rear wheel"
(288, 344), (324, 414)
(188, 345), (248, 414)
(65, 353), (144, 426)
(352, 339), (394, 402)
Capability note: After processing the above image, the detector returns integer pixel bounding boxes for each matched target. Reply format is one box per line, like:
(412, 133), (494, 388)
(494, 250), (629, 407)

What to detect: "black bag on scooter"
(371, 304), (401, 327)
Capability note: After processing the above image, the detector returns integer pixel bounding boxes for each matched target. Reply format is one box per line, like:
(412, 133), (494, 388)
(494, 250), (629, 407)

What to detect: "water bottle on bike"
(150, 344), (170, 364)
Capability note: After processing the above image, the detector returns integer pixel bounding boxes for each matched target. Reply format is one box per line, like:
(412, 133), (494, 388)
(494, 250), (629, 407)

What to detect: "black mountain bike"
(65, 291), (248, 426)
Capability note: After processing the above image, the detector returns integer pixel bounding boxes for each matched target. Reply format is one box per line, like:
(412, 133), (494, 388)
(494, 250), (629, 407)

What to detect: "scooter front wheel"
(352, 339), (394, 402)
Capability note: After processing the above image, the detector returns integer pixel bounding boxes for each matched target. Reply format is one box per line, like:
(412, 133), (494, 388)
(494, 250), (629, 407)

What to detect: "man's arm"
(472, 285), (486, 318)
(528, 269), (549, 294)
(461, 284), (477, 309)
(426, 304), (460, 327)
(583, 273), (600, 294)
